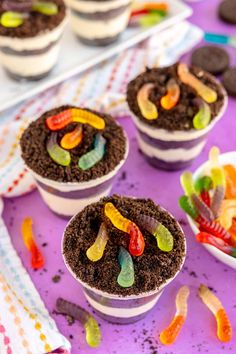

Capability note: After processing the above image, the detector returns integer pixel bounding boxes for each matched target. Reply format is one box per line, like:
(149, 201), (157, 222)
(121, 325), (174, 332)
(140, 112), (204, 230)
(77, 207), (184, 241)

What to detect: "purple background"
(2, 1), (236, 353)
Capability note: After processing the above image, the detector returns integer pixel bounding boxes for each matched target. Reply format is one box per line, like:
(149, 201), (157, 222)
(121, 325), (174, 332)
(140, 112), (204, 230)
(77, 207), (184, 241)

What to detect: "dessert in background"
(20, 106), (128, 216)
(0, 0), (66, 80)
(65, 0), (132, 46)
(127, 63), (227, 170)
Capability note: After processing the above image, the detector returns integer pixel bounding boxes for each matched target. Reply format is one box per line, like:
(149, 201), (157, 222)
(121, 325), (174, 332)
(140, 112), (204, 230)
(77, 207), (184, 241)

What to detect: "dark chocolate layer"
(72, 4), (129, 20)
(77, 34), (120, 46)
(143, 154), (195, 171)
(6, 68), (52, 81)
(0, 37), (60, 56)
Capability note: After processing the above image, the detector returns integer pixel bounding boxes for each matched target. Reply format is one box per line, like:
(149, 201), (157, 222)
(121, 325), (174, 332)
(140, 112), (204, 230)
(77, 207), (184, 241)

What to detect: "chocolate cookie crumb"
(63, 195), (186, 296)
(52, 275), (61, 283)
(20, 106), (127, 183)
(127, 64), (225, 131)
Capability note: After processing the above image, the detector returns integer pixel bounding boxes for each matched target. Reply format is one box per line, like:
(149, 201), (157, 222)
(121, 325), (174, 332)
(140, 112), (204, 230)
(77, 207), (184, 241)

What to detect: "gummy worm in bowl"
(56, 298), (101, 348)
(138, 214), (174, 252)
(160, 286), (190, 345)
(198, 284), (232, 343)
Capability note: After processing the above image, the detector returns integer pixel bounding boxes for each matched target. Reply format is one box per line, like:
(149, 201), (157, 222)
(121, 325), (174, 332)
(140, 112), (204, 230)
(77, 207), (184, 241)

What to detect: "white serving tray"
(0, 0), (192, 113)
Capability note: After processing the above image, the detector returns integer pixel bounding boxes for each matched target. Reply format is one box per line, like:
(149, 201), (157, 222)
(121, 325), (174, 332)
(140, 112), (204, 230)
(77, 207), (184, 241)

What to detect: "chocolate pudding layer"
(63, 195), (186, 296)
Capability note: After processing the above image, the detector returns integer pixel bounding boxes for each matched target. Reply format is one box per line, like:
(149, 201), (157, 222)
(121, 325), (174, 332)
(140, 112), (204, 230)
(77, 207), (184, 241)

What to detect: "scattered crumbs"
(178, 218), (187, 226)
(52, 275), (61, 283)
(69, 334), (73, 340)
(66, 315), (75, 326)
(58, 269), (64, 275)
(189, 271), (197, 278)
(119, 171), (127, 181)
(43, 268), (47, 272)
(42, 242), (48, 247)
(208, 286), (217, 293)
(202, 273), (208, 280)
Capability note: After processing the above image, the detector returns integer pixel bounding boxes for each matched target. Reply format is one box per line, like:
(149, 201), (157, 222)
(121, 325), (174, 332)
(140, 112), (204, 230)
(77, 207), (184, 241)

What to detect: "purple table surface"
(3, 1), (236, 353)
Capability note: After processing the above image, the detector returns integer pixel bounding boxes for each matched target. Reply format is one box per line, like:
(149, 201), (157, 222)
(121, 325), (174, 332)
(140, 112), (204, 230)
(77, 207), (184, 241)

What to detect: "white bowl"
(188, 151), (236, 270)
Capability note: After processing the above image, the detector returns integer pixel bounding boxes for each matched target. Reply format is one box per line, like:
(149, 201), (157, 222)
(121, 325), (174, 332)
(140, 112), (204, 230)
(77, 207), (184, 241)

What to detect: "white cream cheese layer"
(0, 18), (66, 51)
(71, 10), (130, 39)
(0, 44), (60, 76)
(137, 133), (206, 162)
(66, 0), (131, 13)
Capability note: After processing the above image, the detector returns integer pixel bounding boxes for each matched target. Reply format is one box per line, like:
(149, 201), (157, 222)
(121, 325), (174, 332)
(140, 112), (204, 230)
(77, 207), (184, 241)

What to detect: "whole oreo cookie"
(191, 46), (230, 75)
(222, 68), (236, 97)
(219, 0), (236, 24)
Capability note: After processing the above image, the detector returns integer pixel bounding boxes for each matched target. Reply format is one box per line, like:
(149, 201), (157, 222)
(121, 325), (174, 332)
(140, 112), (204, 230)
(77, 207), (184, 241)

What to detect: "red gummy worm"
(128, 222), (145, 256)
(197, 219), (232, 244)
(200, 190), (211, 207)
(30, 242), (45, 270)
(46, 110), (73, 131)
(196, 232), (231, 254)
(130, 9), (149, 17)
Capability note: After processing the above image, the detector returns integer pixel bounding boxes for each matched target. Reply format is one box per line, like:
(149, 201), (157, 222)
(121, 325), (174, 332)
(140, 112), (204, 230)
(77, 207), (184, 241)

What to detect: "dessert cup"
(62, 196), (186, 323)
(20, 106), (129, 217)
(65, 0), (132, 46)
(127, 64), (228, 171)
(0, 0), (66, 80)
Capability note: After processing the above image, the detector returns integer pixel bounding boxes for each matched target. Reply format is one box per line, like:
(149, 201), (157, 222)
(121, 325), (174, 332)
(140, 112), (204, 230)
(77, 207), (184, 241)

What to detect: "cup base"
(141, 152), (195, 171)
(76, 34), (120, 47)
(5, 68), (52, 82)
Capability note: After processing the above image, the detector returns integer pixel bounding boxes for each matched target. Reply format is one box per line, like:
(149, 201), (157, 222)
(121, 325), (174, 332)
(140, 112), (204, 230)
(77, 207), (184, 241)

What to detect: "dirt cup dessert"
(0, 0), (66, 80)
(127, 63), (228, 171)
(65, 0), (132, 46)
(62, 195), (186, 324)
(20, 106), (128, 217)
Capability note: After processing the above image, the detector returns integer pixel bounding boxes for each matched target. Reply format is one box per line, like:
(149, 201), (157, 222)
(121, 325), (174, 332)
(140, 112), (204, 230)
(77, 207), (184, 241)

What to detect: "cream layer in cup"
(62, 196), (186, 323)
(65, 0), (132, 46)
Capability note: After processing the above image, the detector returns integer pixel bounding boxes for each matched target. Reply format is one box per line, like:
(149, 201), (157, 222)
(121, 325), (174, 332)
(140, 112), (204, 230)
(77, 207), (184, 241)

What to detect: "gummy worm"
(46, 108), (105, 131)
(160, 78), (180, 110)
(211, 185), (225, 219)
(47, 133), (71, 166)
(193, 98), (211, 130)
(21, 217), (45, 270)
(117, 246), (135, 288)
(178, 63), (217, 104)
(137, 83), (158, 120)
(104, 202), (145, 256)
(138, 214), (174, 252)
(180, 172), (195, 197)
(191, 193), (214, 222)
(78, 133), (106, 170)
(196, 232), (235, 256)
(86, 223), (109, 262)
(60, 124), (83, 150)
(160, 286), (190, 345)
(56, 298), (101, 348)
(198, 284), (232, 342)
